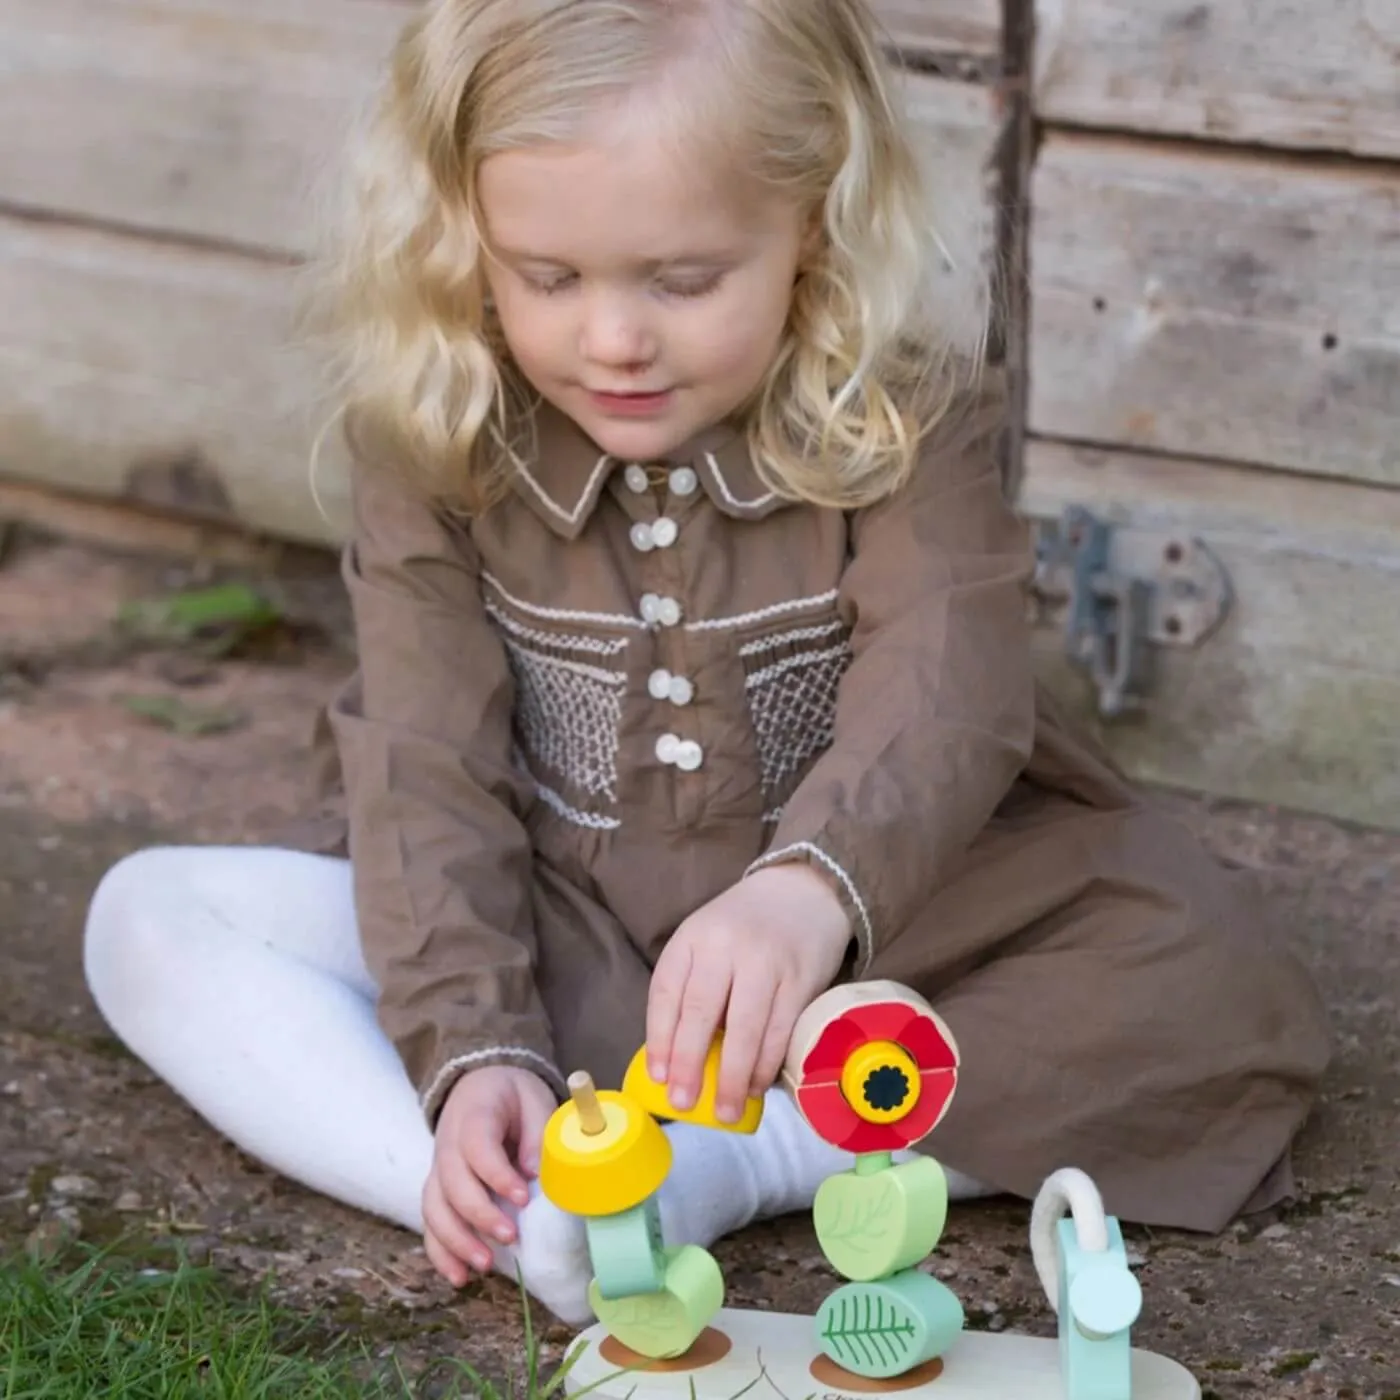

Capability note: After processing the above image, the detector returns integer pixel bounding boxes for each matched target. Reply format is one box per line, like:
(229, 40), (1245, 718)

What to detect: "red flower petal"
(846, 1001), (920, 1045)
(837, 1117), (906, 1153)
(896, 1068), (959, 1144)
(898, 1013), (959, 1071)
(801, 1013), (868, 1078)
(797, 1079), (860, 1146)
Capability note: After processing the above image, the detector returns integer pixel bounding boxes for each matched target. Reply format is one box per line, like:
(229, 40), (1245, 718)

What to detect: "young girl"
(84, 0), (1329, 1328)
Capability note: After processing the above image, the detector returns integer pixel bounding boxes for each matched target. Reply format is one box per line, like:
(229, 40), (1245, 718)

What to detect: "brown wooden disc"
(808, 1352), (946, 1392)
(597, 1326), (733, 1373)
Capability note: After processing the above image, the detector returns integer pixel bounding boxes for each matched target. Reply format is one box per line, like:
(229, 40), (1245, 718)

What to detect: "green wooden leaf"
(814, 1272), (964, 1380)
(588, 1244), (723, 1360)
(814, 1157), (948, 1282)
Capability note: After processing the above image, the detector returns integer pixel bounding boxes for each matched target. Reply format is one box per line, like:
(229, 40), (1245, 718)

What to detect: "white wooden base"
(562, 1307), (1200, 1399)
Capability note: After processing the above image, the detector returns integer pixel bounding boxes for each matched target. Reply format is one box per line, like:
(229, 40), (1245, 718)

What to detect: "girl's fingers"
(422, 1169), (493, 1275)
(466, 1121), (529, 1210)
(752, 978), (807, 1098)
(644, 939), (693, 1085)
(715, 968), (778, 1122)
(516, 1084), (555, 1181)
(436, 1147), (515, 1249)
(424, 1226), (469, 1288)
(666, 961), (732, 1113)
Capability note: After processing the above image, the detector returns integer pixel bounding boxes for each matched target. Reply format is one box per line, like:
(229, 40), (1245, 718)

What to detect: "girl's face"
(478, 115), (810, 463)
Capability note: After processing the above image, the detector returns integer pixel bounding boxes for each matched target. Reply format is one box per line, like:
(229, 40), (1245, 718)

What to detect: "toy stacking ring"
(782, 981), (960, 1153)
(840, 1039), (921, 1124)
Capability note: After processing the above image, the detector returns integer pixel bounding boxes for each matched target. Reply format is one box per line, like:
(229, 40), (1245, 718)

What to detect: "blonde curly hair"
(311, 0), (986, 514)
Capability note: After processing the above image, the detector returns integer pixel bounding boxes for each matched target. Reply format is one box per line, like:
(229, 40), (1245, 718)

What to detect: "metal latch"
(1029, 506), (1232, 719)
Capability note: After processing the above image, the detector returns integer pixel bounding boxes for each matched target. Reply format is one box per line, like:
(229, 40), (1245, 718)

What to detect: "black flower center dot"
(863, 1065), (910, 1112)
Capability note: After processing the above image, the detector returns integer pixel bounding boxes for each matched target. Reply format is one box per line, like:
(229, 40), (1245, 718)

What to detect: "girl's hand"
(423, 1064), (558, 1286)
(645, 863), (852, 1126)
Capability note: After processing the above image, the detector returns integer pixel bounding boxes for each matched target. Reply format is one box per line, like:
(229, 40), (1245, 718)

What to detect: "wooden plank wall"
(1022, 0), (1400, 829)
(5, 0), (1400, 831)
(0, 0), (1009, 547)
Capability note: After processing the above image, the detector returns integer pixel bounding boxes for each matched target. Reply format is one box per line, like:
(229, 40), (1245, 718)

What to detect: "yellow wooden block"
(622, 1041), (764, 1134)
(539, 1089), (672, 1218)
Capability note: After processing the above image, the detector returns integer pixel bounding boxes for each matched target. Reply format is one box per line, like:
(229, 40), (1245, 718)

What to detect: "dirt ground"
(1, 524), (1396, 1399)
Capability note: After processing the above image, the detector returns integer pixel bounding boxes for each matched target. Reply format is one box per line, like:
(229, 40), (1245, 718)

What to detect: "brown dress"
(289, 388), (1330, 1235)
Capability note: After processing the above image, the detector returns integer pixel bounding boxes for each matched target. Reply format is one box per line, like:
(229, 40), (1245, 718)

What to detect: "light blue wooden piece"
(814, 1269), (964, 1380)
(1057, 1215), (1143, 1400)
(585, 1196), (667, 1300)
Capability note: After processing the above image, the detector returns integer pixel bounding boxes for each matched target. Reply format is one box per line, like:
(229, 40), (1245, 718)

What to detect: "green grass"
(0, 1242), (577, 1399)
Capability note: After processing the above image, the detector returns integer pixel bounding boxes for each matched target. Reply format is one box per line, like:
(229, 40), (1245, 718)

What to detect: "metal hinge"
(1029, 506), (1233, 719)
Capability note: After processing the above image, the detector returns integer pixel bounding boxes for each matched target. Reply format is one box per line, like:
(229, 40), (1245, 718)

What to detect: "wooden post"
(568, 1070), (609, 1136)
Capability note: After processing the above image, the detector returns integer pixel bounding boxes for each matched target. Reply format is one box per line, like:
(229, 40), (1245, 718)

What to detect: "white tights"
(83, 846), (991, 1324)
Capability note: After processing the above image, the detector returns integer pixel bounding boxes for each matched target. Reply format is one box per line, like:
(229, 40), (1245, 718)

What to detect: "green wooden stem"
(855, 1151), (894, 1176)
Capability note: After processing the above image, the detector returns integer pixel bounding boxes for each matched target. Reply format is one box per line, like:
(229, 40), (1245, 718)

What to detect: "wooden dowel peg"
(568, 1070), (608, 1136)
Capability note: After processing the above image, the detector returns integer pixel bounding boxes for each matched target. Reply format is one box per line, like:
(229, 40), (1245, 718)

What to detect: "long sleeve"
(748, 387), (1037, 971)
(328, 455), (564, 1123)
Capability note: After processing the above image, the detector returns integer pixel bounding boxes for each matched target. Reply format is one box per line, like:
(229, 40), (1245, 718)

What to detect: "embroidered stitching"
(503, 639), (625, 801)
(534, 780), (622, 830)
(744, 643), (853, 693)
(744, 640), (853, 802)
(422, 1047), (567, 1118)
(747, 841), (874, 973)
(704, 451), (777, 510)
(513, 453), (615, 527)
(685, 588), (841, 634)
(485, 600), (629, 656)
(483, 572), (647, 630)
(738, 620), (847, 656)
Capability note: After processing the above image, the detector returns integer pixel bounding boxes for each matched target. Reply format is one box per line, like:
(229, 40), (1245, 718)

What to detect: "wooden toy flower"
(782, 981), (960, 1154)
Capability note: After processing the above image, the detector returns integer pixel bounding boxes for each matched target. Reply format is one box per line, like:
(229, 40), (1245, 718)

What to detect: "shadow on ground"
(2, 528), (1396, 1397)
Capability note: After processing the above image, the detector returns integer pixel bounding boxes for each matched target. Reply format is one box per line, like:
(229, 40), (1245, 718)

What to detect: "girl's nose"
(579, 292), (657, 370)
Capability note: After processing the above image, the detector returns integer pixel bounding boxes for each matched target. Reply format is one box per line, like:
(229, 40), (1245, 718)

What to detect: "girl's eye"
(659, 274), (724, 299)
(528, 272), (577, 295)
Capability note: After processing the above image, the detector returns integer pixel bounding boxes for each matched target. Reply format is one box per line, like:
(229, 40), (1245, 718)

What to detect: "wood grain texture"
(0, 0), (999, 254)
(0, 59), (1004, 545)
(897, 76), (1004, 354)
(1027, 133), (1400, 488)
(0, 216), (351, 545)
(0, 0), (410, 253)
(1034, 0), (1400, 158)
(874, 0), (1002, 56)
(1022, 439), (1400, 831)
(0, 0), (1007, 542)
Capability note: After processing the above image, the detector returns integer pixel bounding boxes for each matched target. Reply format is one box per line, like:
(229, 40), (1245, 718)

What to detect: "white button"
(670, 467), (699, 497)
(640, 593), (661, 624)
(630, 521), (655, 552)
(655, 733), (681, 764)
(656, 597), (682, 627)
(674, 740), (704, 772)
(624, 465), (649, 493)
(651, 517), (678, 548)
(648, 669), (694, 705)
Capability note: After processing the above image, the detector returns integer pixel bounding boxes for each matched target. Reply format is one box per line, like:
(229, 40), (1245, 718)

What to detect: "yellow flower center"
(840, 1040), (921, 1124)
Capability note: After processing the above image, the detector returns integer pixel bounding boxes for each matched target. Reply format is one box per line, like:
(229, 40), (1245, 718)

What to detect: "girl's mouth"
(588, 389), (674, 416)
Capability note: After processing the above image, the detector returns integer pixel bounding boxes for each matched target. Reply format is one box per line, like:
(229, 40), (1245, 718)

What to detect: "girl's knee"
(84, 847), (198, 1012)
